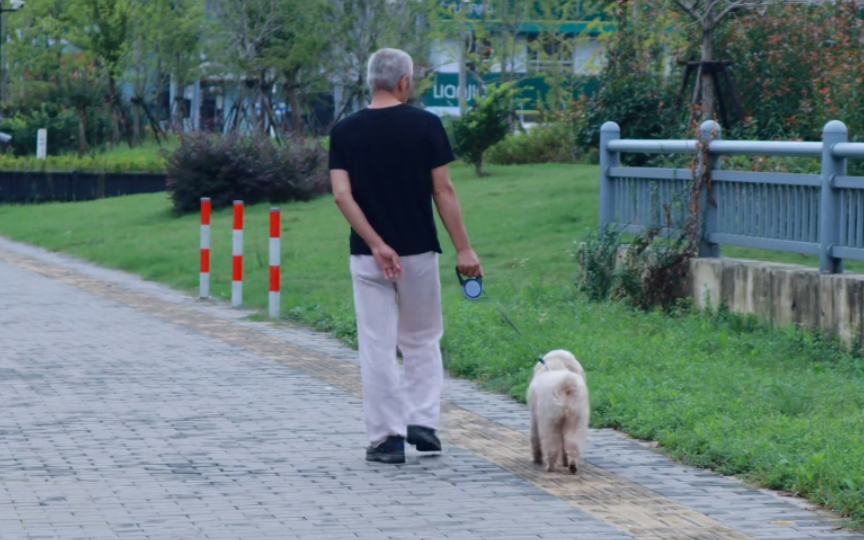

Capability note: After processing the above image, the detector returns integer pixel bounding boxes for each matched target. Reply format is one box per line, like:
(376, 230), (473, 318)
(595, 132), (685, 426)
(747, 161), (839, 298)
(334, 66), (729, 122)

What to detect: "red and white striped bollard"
(200, 197), (211, 299)
(232, 200), (244, 307)
(269, 208), (281, 319)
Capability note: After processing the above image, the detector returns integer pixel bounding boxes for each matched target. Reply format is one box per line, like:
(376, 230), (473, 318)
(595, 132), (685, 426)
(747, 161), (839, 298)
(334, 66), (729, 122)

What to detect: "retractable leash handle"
(456, 267), (484, 301)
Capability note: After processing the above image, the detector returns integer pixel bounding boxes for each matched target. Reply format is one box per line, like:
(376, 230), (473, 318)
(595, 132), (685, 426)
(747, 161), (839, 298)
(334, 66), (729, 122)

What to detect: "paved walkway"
(0, 236), (861, 540)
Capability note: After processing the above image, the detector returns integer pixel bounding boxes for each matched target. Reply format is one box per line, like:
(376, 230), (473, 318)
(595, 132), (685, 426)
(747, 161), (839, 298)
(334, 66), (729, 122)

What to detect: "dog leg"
(530, 420), (543, 466)
(563, 428), (582, 475)
(561, 429), (576, 470)
(545, 451), (559, 473)
(544, 435), (561, 474)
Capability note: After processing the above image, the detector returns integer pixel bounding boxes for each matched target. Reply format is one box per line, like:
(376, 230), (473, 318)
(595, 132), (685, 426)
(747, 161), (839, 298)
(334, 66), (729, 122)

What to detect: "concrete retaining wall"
(689, 258), (864, 347)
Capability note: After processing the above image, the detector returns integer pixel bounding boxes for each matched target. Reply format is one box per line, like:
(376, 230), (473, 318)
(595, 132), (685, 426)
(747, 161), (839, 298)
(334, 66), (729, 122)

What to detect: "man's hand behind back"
(373, 244), (403, 280)
(331, 169), (404, 281)
(457, 249), (483, 278)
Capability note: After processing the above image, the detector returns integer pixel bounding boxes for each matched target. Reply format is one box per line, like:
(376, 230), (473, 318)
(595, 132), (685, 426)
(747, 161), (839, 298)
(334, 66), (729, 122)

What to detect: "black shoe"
(407, 425), (442, 452)
(366, 436), (406, 464)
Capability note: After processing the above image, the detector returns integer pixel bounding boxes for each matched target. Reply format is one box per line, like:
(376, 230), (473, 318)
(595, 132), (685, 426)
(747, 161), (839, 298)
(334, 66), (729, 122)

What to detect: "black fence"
(0, 172), (168, 203)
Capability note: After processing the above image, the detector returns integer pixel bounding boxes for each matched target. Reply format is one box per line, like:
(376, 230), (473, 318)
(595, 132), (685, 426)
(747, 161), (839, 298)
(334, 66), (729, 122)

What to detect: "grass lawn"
(98, 138), (179, 161)
(1, 163), (863, 526)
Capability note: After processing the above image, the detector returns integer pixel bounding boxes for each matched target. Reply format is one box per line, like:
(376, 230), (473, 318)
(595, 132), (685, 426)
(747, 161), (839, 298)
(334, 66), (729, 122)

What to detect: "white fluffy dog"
(527, 350), (590, 474)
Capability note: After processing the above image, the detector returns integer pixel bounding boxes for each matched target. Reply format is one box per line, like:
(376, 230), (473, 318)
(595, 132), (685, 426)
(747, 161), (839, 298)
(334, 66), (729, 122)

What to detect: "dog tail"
(555, 373), (583, 403)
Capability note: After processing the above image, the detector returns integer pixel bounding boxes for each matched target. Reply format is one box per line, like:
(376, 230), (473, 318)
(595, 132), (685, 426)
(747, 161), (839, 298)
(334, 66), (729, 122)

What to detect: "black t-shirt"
(328, 104), (456, 256)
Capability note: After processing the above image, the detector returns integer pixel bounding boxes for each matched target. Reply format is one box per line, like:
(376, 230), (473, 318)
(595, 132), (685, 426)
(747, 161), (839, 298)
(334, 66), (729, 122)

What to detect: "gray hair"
(367, 48), (413, 92)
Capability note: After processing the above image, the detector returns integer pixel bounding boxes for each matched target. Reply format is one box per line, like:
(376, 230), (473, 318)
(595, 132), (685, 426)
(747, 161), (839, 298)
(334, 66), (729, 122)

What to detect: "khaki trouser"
(350, 252), (444, 446)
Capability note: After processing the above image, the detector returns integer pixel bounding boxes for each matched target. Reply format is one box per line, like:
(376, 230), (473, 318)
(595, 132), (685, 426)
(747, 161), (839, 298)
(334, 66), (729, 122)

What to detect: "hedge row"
(0, 154), (166, 174)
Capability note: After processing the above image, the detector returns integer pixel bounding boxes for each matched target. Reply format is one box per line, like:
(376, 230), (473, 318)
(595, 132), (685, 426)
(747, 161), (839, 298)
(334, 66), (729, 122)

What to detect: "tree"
(2, 0), (116, 155)
(127, 0), (151, 145)
(529, 0), (610, 116)
(1, 0), (70, 107)
(452, 83), (519, 176)
(211, 0), (291, 135)
(328, 0), (435, 124)
(428, 1), (529, 116)
(607, 0), (682, 81)
(429, 0), (612, 118)
(720, 1), (864, 141)
(667, 0), (793, 122)
(263, 0), (332, 135)
(145, 0), (206, 134)
(54, 57), (106, 156)
(66, 0), (132, 145)
(574, 0), (685, 151)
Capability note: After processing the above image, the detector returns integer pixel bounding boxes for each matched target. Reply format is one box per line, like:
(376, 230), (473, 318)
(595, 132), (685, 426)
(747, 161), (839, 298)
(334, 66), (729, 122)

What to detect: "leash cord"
(457, 270), (548, 369)
(492, 298), (549, 370)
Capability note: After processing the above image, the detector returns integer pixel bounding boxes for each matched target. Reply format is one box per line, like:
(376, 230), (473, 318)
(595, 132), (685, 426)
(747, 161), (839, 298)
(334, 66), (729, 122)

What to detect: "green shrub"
(576, 226), (621, 301)
(0, 106), (112, 157)
(614, 227), (694, 313)
(164, 132), (329, 214)
(578, 225), (698, 313)
(0, 153), (166, 174)
(1, 108), (75, 156)
(452, 83), (520, 176)
(575, 73), (682, 162)
(570, 3), (683, 156)
(486, 123), (579, 165)
(578, 131), (704, 312)
(720, 2), (864, 142)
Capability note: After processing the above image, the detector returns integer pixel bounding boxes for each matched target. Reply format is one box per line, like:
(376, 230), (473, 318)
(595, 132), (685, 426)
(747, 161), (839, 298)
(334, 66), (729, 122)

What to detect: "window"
(526, 34), (575, 72)
(466, 36), (494, 63)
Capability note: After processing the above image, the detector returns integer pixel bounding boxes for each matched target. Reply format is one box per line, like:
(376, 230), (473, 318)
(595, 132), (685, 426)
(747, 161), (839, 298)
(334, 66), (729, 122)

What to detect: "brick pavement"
(0, 236), (860, 540)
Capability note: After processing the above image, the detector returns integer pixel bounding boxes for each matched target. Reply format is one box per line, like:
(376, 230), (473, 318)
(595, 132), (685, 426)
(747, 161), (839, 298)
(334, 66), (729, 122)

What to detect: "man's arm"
(331, 169), (402, 280)
(432, 165), (483, 277)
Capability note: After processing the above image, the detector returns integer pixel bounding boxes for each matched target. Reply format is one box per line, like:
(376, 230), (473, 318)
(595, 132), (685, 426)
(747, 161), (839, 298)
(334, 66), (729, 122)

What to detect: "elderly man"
(329, 48), (483, 464)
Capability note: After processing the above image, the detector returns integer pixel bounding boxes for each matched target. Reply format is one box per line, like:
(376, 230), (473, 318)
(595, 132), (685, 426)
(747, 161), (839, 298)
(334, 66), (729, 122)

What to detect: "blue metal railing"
(599, 120), (864, 273)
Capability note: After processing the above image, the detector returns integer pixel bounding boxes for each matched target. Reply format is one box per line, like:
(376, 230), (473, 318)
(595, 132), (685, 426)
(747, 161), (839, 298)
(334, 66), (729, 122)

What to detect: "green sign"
(422, 72), (599, 112)
(424, 73), (484, 109)
(438, 1), (613, 24)
(441, 0), (486, 20)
